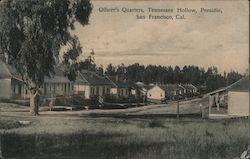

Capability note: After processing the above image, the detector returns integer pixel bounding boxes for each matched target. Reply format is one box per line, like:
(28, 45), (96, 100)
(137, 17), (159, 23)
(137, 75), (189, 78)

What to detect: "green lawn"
(1, 117), (249, 159)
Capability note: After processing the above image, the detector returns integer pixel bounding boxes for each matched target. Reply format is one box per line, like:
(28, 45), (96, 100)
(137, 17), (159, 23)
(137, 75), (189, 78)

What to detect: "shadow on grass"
(1, 132), (165, 159)
(87, 113), (202, 119)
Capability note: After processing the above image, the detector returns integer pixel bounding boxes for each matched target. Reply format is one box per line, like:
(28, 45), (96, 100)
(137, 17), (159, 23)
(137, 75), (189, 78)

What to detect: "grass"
(0, 120), (22, 129)
(1, 117), (249, 159)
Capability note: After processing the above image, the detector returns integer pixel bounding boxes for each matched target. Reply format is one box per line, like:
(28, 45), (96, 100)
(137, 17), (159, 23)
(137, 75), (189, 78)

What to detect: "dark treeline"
(104, 63), (244, 93)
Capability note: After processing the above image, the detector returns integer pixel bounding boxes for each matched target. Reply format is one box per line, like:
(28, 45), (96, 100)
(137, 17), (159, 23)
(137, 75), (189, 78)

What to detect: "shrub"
(148, 120), (165, 128)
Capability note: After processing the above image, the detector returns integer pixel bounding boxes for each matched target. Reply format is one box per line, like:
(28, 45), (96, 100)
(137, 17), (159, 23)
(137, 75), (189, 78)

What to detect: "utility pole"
(177, 89), (180, 119)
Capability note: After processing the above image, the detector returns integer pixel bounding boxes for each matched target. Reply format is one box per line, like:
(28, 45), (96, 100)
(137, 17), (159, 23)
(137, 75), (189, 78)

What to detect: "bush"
(104, 95), (142, 103)
(54, 95), (72, 106)
(148, 120), (165, 128)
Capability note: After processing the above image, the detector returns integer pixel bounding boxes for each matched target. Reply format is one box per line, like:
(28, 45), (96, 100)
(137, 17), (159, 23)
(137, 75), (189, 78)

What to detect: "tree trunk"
(30, 94), (36, 115)
(30, 93), (39, 115)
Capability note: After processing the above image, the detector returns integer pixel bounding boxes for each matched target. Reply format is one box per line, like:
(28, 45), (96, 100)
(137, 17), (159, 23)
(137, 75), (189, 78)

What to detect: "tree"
(226, 70), (243, 85)
(105, 64), (116, 76)
(97, 65), (104, 75)
(116, 64), (126, 79)
(0, 0), (92, 115)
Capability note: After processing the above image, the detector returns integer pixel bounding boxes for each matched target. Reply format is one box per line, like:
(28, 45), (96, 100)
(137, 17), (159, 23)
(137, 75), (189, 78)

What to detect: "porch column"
(208, 95), (213, 114)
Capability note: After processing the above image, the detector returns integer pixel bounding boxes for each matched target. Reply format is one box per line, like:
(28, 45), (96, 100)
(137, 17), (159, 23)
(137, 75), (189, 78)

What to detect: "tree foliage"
(0, 0), (92, 89)
(104, 63), (243, 93)
(0, 0), (92, 114)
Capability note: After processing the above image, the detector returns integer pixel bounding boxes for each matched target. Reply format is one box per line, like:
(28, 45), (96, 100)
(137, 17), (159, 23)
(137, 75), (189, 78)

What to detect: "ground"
(0, 98), (249, 159)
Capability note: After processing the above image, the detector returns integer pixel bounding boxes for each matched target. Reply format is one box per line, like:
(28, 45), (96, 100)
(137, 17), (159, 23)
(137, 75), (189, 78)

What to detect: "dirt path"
(0, 98), (206, 117)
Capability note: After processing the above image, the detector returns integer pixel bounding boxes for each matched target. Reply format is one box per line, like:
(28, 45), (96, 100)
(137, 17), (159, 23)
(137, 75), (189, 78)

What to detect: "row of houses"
(141, 83), (198, 102)
(0, 60), (198, 103)
(0, 61), (133, 100)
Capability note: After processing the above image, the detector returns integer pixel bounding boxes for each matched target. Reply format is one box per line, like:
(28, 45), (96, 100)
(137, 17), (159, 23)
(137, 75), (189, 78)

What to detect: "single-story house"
(159, 84), (183, 100)
(0, 60), (28, 99)
(181, 84), (198, 95)
(134, 82), (149, 97)
(227, 75), (249, 116)
(207, 75), (249, 117)
(0, 60), (74, 100)
(108, 76), (130, 98)
(74, 70), (114, 99)
(43, 68), (73, 98)
(146, 85), (165, 101)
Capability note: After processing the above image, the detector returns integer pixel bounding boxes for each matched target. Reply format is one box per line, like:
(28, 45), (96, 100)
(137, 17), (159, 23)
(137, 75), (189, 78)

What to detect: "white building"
(227, 76), (249, 116)
(146, 85), (165, 100)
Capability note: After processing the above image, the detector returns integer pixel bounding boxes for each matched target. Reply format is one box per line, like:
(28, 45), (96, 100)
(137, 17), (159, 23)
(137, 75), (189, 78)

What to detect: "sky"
(72, 0), (249, 74)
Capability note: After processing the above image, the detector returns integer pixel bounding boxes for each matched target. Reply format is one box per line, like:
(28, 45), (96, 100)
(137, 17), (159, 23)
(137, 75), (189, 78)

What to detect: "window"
(91, 87), (95, 95)
(103, 86), (105, 95)
(96, 87), (99, 95)
(68, 83), (71, 92)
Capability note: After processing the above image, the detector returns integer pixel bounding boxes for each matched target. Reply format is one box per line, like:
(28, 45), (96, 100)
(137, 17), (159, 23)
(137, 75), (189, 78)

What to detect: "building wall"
(93, 85), (111, 97)
(228, 91), (249, 116)
(111, 88), (118, 95)
(74, 84), (111, 99)
(0, 78), (11, 99)
(110, 87), (130, 98)
(147, 86), (165, 100)
(0, 78), (28, 99)
(118, 88), (129, 98)
(73, 84), (90, 99)
(44, 83), (73, 98)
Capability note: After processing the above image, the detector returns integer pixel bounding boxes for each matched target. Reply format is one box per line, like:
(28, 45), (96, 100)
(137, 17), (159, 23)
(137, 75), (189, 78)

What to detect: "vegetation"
(1, 118), (249, 159)
(0, 0), (92, 115)
(105, 63), (244, 93)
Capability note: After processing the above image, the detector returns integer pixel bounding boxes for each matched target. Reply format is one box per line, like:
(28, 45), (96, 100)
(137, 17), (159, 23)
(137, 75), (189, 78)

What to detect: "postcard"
(0, 0), (249, 158)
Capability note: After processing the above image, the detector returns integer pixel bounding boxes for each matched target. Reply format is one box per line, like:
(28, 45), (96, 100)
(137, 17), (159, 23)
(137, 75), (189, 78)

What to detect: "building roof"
(76, 70), (114, 86)
(44, 68), (71, 83)
(228, 75), (249, 92)
(108, 77), (130, 88)
(207, 75), (249, 95)
(143, 85), (154, 91)
(0, 60), (12, 78)
(181, 84), (196, 91)
(0, 60), (22, 80)
(159, 84), (180, 91)
(0, 60), (71, 83)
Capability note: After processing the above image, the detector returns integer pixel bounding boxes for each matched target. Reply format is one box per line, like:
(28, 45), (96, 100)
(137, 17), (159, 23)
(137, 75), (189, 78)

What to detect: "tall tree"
(0, 0), (92, 115)
(105, 64), (116, 76)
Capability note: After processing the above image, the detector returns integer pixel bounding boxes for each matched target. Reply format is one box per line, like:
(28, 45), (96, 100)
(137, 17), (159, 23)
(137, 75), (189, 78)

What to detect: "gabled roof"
(207, 76), (249, 95)
(108, 76), (130, 88)
(0, 60), (22, 80)
(143, 85), (154, 91)
(76, 70), (114, 86)
(160, 84), (180, 91)
(228, 75), (249, 92)
(0, 60), (71, 83)
(44, 68), (71, 83)
(0, 60), (12, 78)
(182, 84), (196, 90)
